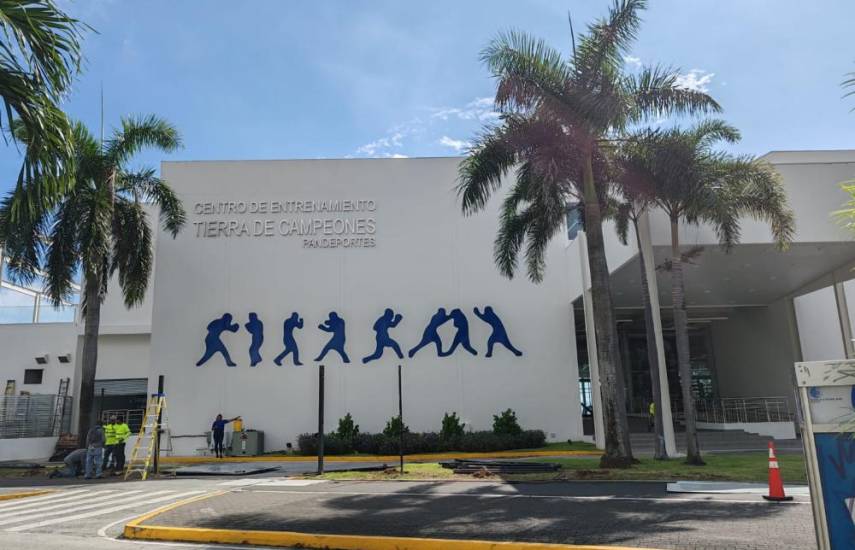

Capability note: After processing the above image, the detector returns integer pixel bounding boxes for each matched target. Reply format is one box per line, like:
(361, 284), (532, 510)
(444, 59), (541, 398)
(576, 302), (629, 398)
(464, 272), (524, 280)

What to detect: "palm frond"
(623, 65), (721, 123)
(111, 198), (153, 308)
(118, 168), (186, 237)
(105, 114), (182, 166)
(457, 125), (517, 214)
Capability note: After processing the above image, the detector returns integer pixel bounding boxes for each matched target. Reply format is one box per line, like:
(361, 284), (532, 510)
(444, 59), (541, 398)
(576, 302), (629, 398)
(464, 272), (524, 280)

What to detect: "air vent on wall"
(58, 353), (72, 364)
(34, 354), (49, 365)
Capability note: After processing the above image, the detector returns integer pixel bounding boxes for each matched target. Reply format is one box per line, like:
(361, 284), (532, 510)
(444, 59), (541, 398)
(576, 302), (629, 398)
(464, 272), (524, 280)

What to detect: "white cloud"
(430, 97), (498, 122)
(438, 136), (471, 152)
(674, 69), (715, 93)
(623, 55), (642, 68)
(352, 96), (496, 158)
(388, 153), (408, 158)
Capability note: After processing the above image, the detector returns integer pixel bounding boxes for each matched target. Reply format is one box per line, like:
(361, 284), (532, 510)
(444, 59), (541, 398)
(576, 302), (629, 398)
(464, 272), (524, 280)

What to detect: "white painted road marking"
(0, 490), (129, 523)
(0, 489), (89, 511)
(1, 489), (204, 532)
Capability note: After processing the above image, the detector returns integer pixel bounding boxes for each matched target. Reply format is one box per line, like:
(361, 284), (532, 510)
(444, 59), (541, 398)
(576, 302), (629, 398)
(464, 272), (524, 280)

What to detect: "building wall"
(0, 324), (77, 394)
(710, 300), (798, 409)
(794, 286), (845, 361)
(151, 158), (582, 454)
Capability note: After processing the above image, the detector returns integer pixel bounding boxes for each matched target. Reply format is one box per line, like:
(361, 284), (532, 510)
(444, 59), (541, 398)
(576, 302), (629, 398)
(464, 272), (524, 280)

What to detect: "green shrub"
(492, 408), (522, 436)
(440, 412), (465, 440)
(297, 429), (545, 456)
(382, 415), (409, 437)
(335, 413), (360, 442)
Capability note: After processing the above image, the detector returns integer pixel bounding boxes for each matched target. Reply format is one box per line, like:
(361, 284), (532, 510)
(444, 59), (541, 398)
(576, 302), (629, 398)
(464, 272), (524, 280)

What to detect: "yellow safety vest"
(114, 423), (131, 443)
(648, 402), (656, 416)
(104, 423), (118, 445)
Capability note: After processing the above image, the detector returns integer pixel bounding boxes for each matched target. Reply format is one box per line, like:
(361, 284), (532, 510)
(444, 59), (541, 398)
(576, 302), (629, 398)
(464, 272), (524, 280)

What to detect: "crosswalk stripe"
(5, 490), (205, 532)
(0, 490), (139, 524)
(0, 490), (172, 527)
(0, 489), (114, 518)
(0, 489), (89, 511)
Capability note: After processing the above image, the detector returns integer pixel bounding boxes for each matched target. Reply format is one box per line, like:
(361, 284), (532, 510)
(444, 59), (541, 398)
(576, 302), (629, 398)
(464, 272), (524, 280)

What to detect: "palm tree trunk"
(76, 276), (102, 448)
(634, 218), (667, 460)
(582, 152), (633, 468)
(669, 217), (703, 465)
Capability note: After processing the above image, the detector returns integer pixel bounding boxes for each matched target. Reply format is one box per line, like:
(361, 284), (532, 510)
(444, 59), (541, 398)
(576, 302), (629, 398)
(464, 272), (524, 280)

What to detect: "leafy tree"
(0, 1), (87, 217)
(383, 415), (409, 438)
(492, 408), (522, 436)
(0, 116), (185, 446)
(616, 121), (794, 464)
(335, 413), (360, 443)
(456, 0), (718, 467)
(440, 412), (465, 440)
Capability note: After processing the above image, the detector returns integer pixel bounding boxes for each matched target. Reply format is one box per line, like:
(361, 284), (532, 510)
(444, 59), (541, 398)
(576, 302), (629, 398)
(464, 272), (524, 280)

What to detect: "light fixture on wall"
(58, 353), (72, 364)
(34, 354), (49, 365)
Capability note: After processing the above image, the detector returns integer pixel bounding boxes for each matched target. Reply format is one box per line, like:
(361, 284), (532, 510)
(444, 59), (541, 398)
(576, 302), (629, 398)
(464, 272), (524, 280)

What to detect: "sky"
(1, 0), (855, 193)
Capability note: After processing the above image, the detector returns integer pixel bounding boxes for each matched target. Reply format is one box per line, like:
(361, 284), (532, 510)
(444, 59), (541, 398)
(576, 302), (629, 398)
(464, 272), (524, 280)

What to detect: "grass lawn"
(310, 451), (806, 483)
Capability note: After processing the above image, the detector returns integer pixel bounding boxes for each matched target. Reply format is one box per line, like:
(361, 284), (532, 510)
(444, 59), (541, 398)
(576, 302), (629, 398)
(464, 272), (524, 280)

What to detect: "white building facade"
(1, 152), (853, 459)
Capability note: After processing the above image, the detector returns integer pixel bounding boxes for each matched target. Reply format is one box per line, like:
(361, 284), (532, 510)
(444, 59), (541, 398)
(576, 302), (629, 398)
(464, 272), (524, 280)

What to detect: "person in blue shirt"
(211, 414), (240, 458)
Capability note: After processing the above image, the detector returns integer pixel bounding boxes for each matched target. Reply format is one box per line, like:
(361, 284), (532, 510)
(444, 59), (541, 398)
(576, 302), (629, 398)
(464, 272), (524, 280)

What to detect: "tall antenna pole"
(568, 12), (577, 62)
(100, 83), (104, 148)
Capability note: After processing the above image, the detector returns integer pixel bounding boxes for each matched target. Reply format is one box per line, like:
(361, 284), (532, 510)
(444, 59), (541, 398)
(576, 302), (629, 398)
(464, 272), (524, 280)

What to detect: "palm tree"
(456, 0), (718, 467)
(0, 1), (87, 212)
(0, 116), (185, 446)
(612, 191), (668, 460)
(619, 121), (795, 464)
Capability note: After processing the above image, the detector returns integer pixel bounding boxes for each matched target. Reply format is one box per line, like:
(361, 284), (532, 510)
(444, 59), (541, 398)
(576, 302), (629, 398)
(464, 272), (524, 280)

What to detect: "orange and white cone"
(762, 440), (793, 502)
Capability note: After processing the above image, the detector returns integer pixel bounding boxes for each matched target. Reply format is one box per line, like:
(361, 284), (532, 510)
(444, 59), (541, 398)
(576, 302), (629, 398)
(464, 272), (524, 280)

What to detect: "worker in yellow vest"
(113, 415), (131, 472)
(102, 416), (118, 471)
(648, 401), (656, 432)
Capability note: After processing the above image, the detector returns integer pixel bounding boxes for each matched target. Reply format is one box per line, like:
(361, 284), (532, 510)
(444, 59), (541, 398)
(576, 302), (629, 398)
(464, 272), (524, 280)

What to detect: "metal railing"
(694, 396), (793, 424)
(0, 394), (73, 438)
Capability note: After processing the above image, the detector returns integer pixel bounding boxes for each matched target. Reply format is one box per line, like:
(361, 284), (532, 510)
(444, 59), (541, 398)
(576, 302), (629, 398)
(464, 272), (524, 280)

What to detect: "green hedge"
(297, 429), (546, 456)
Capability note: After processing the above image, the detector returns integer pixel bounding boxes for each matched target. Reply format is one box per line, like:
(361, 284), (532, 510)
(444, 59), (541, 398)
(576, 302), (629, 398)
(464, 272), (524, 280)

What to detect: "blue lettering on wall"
(245, 312), (264, 367)
(408, 308), (449, 358)
(274, 312), (304, 366)
(474, 306), (523, 357)
(440, 308), (477, 357)
(196, 313), (240, 367)
(315, 311), (350, 363)
(363, 308), (404, 364)
(196, 306), (523, 366)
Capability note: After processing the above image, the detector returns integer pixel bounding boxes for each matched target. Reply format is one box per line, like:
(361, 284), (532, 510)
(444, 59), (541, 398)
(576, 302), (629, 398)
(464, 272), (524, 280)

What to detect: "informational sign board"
(796, 360), (855, 550)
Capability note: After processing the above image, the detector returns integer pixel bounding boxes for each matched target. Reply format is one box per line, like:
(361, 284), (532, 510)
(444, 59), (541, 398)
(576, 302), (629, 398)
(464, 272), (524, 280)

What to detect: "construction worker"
(84, 420), (105, 479)
(113, 415), (131, 472)
(102, 416), (118, 471)
(49, 448), (86, 478)
(648, 401), (656, 432)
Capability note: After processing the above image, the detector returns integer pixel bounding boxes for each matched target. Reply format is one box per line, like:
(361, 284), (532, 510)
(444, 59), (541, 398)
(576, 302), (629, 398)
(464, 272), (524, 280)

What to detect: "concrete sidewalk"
(124, 479), (816, 550)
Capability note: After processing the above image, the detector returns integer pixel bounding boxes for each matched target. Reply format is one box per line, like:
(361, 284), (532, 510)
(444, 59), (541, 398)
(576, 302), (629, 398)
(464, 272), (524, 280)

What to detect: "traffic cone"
(762, 440), (793, 502)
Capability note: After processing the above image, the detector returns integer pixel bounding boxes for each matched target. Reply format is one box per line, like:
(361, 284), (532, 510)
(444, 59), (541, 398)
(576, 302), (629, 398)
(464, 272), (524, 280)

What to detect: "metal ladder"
(124, 394), (168, 480)
(50, 378), (70, 434)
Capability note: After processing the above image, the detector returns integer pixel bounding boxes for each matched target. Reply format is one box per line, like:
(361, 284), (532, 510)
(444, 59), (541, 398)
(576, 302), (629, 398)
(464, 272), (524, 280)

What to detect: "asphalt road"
(0, 473), (816, 550)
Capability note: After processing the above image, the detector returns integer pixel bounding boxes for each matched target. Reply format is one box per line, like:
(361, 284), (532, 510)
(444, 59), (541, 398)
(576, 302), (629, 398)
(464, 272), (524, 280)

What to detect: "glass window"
(24, 369), (43, 385)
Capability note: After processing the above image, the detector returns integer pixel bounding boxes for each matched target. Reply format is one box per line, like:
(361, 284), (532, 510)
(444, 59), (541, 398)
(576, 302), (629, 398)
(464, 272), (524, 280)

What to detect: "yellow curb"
(160, 449), (601, 464)
(123, 491), (657, 550)
(0, 490), (52, 501)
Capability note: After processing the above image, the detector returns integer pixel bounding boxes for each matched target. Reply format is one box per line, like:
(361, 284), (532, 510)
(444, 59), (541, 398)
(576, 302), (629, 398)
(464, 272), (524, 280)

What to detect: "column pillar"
(833, 278), (855, 358)
(638, 213), (677, 457)
(578, 231), (605, 449)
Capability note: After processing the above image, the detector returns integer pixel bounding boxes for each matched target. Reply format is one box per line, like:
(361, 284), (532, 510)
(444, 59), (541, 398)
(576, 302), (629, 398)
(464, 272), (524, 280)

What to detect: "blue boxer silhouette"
(408, 308), (449, 358)
(440, 308), (477, 357)
(245, 312), (264, 367)
(196, 313), (240, 367)
(274, 312), (304, 366)
(474, 306), (522, 357)
(315, 311), (350, 363)
(363, 308), (404, 364)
